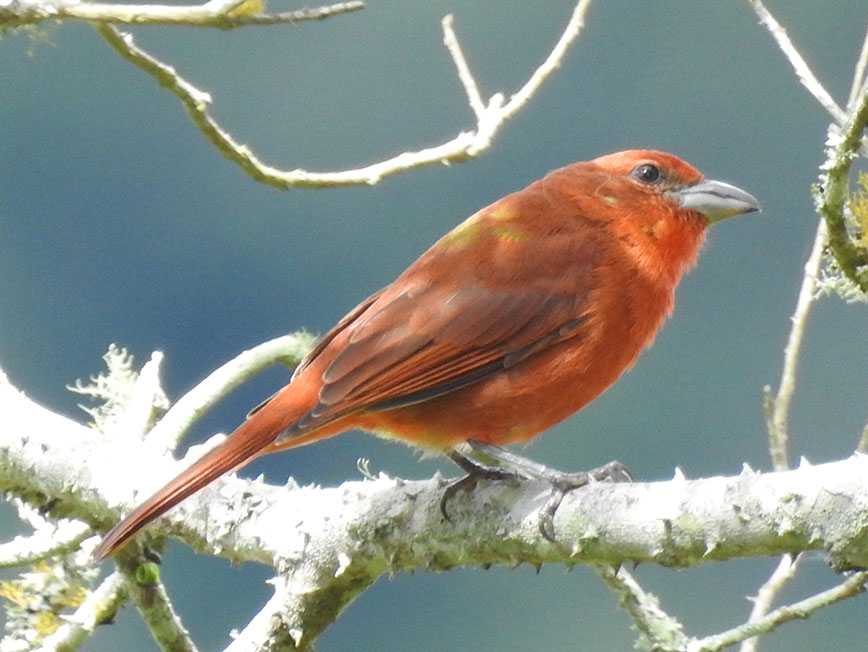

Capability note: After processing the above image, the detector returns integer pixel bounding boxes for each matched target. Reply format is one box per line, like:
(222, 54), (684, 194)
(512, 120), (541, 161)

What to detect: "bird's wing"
(292, 282), (591, 431)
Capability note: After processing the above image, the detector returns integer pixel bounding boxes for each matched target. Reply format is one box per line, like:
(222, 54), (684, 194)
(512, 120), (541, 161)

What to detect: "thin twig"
(848, 20), (868, 109)
(0, 521), (92, 568)
(763, 220), (827, 471)
(593, 564), (689, 651)
(690, 572), (868, 652)
(94, 2), (594, 188)
(0, 497), (94, 568)
(442, 14), (486, 120)
(0, 0), (364, 28)
(858, 418), (868, 453)
(739, 554), (800, 652)
(745, 0), (846, 124)
(497, 0), (592, 124)
(144, 332), (316, 453)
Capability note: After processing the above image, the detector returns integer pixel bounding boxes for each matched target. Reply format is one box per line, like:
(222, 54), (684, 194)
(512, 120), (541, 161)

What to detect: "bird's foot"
(536, 459), (631, 541)
(440, 448), (524, 521)
(443, 440), (631, 540)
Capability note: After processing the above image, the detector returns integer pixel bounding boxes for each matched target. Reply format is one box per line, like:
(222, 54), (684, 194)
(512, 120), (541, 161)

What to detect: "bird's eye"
(632, 163), (661, 184)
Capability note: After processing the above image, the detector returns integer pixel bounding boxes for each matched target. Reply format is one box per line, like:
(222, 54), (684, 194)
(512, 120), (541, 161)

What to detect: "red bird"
(93, 150), (759, 559)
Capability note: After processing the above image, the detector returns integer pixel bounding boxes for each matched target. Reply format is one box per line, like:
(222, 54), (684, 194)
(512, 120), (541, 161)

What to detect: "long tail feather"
(93, 387), (319, 560)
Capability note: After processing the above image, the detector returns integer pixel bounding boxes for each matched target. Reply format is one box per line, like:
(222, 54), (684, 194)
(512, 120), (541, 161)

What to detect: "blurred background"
(2, 1), (868, 650)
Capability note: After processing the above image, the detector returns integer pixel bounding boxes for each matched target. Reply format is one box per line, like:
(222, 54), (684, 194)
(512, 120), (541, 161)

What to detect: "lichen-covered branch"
(144, 332), (316, 453)
(37, 571), (128, 651)
(815, 86), (868, 292)
(114, 545), (200, 652)
(594, 564), (688, 651)
(0, 0), (363, 28)
(5, 363), (868, 648)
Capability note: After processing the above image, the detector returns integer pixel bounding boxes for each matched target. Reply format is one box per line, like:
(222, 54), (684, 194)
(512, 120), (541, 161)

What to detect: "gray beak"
(670, 179), (761, 224)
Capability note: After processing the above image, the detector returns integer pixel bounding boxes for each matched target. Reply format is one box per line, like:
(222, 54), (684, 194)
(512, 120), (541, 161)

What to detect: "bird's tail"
(92, 384), (326, 560)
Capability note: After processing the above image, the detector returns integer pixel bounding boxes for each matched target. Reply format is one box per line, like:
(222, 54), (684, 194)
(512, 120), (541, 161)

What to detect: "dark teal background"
(2, 1), (868, 650)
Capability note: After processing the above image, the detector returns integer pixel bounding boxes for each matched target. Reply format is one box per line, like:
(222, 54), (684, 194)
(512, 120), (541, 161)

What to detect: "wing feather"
(301, 285), (589, 428)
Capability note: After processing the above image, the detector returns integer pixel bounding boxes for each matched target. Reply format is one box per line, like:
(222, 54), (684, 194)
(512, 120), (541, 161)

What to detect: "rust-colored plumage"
(93, 150), (759, 559)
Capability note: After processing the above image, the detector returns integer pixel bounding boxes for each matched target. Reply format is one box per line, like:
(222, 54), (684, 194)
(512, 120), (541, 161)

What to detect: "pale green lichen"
(850, 171), (868, 250)
(68, 344), (141, 431)
(1, 559), (97, 648)
(815, 171), (868, 303)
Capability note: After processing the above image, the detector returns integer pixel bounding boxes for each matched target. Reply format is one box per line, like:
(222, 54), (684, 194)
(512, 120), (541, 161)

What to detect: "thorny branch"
(5, 346), (868, 651)
(594, 564), (688, 651)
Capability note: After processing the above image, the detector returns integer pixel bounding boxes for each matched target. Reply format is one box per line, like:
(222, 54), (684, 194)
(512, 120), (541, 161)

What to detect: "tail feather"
(93, 387), (317, 560)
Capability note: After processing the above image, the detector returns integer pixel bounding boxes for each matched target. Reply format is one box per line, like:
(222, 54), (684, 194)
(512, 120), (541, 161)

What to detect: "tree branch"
(114, 544), (200, 652)
(738, 554), (800, 652)
(749, 6), (868, 639)
(691, 571), (868, 652)
(763, 220), (827, 471)
(144, 333), (315, 454)
(815, 86), (868, 292)
(92, 2), (593, 188)
(0, 0), (363, 28)
(848, 20), (868, 109)
(4, 361), (868, 648)
(747, 0), (868, 293)
(0, 510), (91, 569)
(745, 0), (846, 124)
(4, 1), (592, 189)
(594, 564), (688, 651)
(37, 571), (128, 651)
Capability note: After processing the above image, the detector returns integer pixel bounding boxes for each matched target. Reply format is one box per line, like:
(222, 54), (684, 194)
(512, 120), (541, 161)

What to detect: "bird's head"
(590, 150), (760, 225)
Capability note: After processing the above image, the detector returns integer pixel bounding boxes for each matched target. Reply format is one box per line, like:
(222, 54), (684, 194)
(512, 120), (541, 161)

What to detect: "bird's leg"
(440, 445), (525, 521)
(458, 441), (632, 540)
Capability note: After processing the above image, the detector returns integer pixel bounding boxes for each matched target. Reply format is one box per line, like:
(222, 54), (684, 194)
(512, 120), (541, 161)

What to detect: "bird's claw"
(538, 460), (632, 541)
(440, 463), (521, 521)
